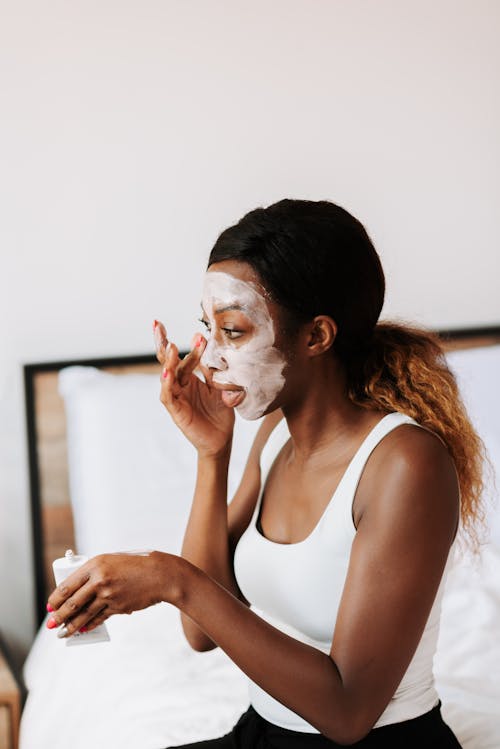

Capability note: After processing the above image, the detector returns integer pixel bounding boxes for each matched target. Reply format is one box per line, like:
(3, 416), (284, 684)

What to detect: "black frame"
(24, 328), (500, 627)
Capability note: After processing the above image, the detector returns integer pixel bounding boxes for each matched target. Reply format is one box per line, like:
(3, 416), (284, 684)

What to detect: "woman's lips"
(221, 389), (246, 408)
(211, 380), (246, 408)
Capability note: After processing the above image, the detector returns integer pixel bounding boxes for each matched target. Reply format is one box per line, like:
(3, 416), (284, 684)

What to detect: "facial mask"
(200, 272), (286, 420)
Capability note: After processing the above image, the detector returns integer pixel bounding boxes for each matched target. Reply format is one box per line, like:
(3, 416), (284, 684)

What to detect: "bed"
(19, 328), (500, 749)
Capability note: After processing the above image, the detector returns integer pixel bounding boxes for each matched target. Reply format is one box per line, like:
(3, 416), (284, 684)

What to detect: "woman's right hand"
(153, 320), (235, 458)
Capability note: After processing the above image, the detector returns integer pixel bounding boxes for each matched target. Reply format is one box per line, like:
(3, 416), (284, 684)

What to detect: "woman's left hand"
(46, 551), (177, 636)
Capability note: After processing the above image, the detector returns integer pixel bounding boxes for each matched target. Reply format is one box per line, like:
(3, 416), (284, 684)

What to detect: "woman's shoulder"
(354, 416), (460, 538)
(372, 417), (454, 474)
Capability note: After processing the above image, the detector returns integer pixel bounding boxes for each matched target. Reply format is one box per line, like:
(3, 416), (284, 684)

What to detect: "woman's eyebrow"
(214, 304), (245, 314)
(199, 303), (246, 315)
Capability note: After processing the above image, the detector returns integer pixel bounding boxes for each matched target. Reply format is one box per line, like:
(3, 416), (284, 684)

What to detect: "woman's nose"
(200, 338), (228, 370)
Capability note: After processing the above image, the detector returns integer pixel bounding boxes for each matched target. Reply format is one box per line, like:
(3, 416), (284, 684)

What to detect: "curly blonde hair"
(345, 321), (489, 551)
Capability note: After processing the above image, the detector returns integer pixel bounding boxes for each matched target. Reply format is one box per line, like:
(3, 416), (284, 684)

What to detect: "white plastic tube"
(52, 549), (110, 646)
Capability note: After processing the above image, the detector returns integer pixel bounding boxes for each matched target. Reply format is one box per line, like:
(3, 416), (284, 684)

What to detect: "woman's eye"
(223, 328), (243, 340)
(198, 318), (211, 332)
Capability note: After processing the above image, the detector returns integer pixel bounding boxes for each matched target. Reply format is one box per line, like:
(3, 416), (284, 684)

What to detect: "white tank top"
(233, 411), (453, 732)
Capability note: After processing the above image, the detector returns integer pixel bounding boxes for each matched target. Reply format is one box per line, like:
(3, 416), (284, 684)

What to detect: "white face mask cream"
(200, 271), (286, 420)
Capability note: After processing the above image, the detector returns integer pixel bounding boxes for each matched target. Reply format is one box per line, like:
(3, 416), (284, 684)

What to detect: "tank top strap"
(335, 411), (421, 502)
(259, 412), (420, 482)
(255, 411), (426, 529)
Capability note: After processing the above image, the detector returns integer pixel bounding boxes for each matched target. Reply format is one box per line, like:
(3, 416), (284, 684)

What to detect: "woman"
(47, 199), (484, 747)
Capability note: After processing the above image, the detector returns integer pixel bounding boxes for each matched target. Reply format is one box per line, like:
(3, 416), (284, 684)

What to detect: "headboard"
(24, 354), (163, 626)
(24, 328), (500, 626)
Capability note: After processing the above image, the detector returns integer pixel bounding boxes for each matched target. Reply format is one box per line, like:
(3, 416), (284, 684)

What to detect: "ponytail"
(342, 322), (488, 550)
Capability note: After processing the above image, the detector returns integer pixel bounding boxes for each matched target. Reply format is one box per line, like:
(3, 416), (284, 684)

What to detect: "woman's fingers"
(57, 602), (108, 638)
(47, 569), (92, 612)
(177, 334), (207, 386)
(154, 322), (208, 389)
(47, 580), (96, 630)
(153, 320), (169, 364)
(78, 607), (110, 634)
(166, 340), (180, 373)
(160, 367), (176, 412)
(196, 359), (213, 385)
(160, 341), (182, 414)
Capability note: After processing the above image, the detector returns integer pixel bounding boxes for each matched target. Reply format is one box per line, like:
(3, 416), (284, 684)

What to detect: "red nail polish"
(195, 335), (203, 347)
(79, 627), (88, 633)
(153, 319), (158, 330)
(162, 369), (168, 379)
(47, 617), (58, 629)
(46, 603), (54, 613)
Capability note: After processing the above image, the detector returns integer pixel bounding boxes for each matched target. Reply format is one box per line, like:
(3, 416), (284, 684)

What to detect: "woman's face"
(200, 261), (287, 420)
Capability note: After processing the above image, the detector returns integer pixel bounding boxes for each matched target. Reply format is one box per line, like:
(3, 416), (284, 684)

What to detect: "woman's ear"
(306, 316), (337, 356)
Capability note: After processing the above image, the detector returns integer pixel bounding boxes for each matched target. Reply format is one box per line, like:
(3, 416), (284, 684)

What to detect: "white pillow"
(59, 366), (262, 557)
(445, 344), (500, 547)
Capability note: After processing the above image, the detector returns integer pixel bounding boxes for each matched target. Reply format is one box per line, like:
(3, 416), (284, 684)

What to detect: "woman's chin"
(234, 398), (271, 421)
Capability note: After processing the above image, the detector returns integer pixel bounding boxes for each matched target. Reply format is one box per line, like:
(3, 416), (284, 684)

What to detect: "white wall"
(1, 0), (499, 669)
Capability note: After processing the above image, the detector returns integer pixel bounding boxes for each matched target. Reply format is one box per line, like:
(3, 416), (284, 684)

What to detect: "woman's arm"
(179, 451), (233, 651)
(152, 320), (239, 650)
(180, 409), (283, 651)
(153, 321), (283, 650)
(47, 427), (458, 744)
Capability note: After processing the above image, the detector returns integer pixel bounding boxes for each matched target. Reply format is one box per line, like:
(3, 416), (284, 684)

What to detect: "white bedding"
(20, 346), (500, 748)
(435, 545), (500, 747)
(22, 606), (249, 748)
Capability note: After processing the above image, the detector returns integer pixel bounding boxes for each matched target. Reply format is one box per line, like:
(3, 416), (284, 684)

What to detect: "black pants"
(167, 702), (462, 748)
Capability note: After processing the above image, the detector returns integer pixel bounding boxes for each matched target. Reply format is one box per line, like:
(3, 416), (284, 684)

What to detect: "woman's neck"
(280, 358), (385, 467)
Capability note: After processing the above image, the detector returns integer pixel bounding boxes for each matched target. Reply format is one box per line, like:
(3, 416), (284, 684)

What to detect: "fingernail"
(57, 626), (69, 639)
(46, 603), (54, 612)
(46, 617), (58, 629)
(195, 335), (203, 347)
(153, 319), (158, 330)
(79, 627), (88, 633)
(162, 369), (168, 379)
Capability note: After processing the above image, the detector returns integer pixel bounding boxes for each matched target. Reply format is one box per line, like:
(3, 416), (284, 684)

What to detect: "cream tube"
(52, 550), (110, 646)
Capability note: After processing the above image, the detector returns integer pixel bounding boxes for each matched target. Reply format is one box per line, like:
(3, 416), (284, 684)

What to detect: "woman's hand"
(46, 551), (181, 637)
(153, 320), (235, 458)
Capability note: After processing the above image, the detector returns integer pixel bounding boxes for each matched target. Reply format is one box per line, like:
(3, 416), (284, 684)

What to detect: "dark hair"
(208, 198), (486, 549)
(208, 199), (384, 358)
